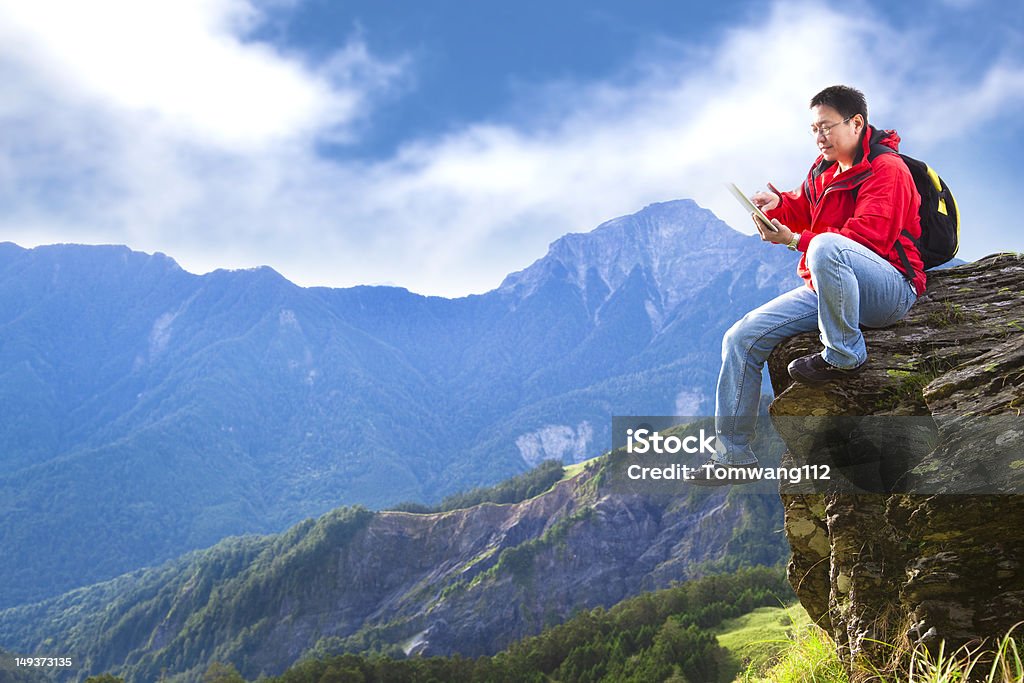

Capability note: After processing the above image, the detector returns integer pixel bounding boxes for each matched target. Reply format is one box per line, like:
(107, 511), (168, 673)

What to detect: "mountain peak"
(0, 242), (184, 276)
(497, 198), (752, 310)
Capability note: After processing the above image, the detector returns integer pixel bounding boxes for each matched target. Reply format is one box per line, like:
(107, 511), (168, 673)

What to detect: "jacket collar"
(851, 124), (876, 167)
(804, 125), (883, 205)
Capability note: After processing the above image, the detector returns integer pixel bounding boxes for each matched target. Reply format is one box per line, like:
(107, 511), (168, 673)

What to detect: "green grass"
(720, 609), (1024, 683)
(925, 300), (975, 327)
(561, 455), (600, 480)
(860, 624), (1024, 683)
(713, 602), (822, 682)
(743, 625), (846, 682)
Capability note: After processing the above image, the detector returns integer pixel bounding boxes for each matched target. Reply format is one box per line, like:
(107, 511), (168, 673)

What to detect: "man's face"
(810, 104), (863, 165)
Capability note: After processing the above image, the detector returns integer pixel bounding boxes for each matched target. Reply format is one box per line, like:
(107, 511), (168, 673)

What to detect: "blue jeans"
(714, 233), (918, 464)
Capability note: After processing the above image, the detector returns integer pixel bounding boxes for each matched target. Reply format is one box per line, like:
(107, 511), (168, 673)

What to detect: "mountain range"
(0, 199), (801, 609)
(0, 450), (790, 682)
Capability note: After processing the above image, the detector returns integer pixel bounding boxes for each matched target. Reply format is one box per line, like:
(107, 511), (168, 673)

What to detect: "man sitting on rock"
(692, 84), (926, 486)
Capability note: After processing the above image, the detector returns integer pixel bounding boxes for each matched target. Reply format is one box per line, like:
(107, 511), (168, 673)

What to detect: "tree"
(203, 661), (246, 683)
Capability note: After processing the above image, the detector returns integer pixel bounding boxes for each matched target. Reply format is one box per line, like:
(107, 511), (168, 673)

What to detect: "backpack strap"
(865, 128), (896, 162)
(891, 240), (916, 282)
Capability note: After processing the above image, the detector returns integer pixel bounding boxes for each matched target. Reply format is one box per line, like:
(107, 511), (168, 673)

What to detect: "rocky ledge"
(766, 253), (1024, 676)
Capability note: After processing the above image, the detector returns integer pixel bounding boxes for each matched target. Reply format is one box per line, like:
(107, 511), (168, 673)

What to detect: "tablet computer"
(727, 182), (778, 232)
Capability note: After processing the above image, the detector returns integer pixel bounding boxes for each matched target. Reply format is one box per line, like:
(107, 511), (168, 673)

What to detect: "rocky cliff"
(767, 253), (1024, 677)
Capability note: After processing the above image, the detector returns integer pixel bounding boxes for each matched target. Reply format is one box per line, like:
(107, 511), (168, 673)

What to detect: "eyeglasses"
(810, 116), (852, 138)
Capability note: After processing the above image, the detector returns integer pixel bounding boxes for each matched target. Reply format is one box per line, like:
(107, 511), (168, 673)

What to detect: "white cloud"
(0, 0), (397, 148)
(0, 0), (1020, 297)
(896, 63), (1024, 145)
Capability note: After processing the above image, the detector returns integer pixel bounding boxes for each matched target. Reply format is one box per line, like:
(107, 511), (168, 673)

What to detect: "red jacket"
(766, 126), (926, 295)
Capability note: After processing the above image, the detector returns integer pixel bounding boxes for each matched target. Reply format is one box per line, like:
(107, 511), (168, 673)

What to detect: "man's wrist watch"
(786, 233), (801, 251)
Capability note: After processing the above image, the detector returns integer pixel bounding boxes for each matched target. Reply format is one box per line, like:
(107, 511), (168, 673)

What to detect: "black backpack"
(865, 129), (960, 278)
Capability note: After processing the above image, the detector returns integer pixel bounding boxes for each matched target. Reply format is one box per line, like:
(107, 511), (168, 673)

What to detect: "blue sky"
(0, 0), (1021, 296)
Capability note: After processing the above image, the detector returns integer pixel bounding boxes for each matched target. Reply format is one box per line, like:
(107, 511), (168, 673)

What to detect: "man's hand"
(751, 191), (780, 211)
(752, 214), (795, 246)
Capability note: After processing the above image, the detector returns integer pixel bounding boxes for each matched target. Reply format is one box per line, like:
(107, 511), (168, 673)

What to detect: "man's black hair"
(810, 85), (868, 124)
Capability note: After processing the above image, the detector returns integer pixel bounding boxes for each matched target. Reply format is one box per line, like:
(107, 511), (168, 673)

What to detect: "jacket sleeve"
(805, 155), (916, 256)
(765, 184), (812, 232)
